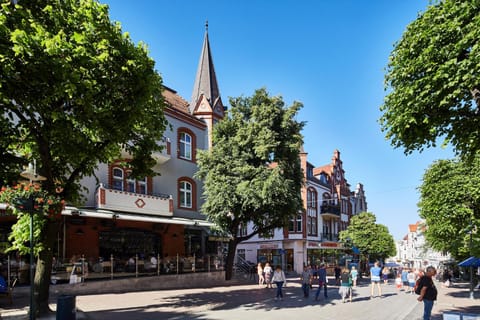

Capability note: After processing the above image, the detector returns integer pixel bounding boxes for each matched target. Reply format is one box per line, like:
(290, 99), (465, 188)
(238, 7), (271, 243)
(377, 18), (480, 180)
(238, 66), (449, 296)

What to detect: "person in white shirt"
(272, 265), (287, 300)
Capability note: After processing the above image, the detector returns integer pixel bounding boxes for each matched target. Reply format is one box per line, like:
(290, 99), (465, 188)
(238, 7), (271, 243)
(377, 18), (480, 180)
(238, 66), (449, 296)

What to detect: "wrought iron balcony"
(320, 203), (340, 217)
(321, 232), (339, 242)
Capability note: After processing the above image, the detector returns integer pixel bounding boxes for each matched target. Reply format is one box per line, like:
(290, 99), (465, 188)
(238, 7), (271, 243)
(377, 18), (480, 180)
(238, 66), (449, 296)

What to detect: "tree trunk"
(35, 220), (60, 317)
(224, 240), (238, 281)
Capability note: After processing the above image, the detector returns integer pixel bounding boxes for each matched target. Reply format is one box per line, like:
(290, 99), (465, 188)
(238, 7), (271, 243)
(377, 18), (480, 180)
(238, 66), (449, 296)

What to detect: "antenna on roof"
(205, 20), (208, 32)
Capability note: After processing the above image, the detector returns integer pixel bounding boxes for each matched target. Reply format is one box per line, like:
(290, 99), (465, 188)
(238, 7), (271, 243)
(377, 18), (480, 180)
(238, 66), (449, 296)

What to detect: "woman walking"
(272, 265), (287, 300)
(339, 267), (352, 303)
(264, 262), (273, 288)
(257, 262), (265, 286)
(350, 266), (358, 287)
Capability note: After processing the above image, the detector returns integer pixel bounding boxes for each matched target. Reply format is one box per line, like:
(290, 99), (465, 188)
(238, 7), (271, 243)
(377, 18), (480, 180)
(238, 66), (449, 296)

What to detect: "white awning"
(62, 206), (214, 227)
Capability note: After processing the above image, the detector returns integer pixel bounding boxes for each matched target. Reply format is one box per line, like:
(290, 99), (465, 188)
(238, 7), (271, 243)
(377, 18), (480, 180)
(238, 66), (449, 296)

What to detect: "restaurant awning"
(62, 206), (214, 227)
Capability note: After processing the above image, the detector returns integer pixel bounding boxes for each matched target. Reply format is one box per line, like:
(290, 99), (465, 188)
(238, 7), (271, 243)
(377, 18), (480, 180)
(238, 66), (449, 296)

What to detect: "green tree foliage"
(0, 0), (167, 315)
(195, 88), (304, 280)
(380, 0), (480, 158)
(418, 157), (480, 260)
(339, 212), (396, 262)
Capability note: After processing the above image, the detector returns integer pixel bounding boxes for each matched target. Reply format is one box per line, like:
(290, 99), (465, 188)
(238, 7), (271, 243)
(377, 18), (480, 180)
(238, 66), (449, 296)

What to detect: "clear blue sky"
(102, 0), (453, 240)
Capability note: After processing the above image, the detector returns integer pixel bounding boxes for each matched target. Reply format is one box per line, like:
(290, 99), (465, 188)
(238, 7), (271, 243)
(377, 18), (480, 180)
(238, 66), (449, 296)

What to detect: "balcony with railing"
(320, 203), (340, 218)
(321, 232), (339, 242)
(96, 184), (173, 217)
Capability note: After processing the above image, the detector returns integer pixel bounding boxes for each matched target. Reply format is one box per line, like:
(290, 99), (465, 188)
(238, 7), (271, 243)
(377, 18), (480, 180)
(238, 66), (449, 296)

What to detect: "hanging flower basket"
(0, 183), (65, 221)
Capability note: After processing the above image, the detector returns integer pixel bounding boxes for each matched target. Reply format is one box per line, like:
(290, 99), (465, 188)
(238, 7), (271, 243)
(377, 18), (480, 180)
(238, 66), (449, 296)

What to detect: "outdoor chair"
(0, 278), (17, 305)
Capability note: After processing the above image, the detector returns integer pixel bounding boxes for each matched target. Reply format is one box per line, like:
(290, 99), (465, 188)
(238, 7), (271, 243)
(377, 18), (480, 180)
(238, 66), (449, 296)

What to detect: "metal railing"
(321, 232), (339, 242)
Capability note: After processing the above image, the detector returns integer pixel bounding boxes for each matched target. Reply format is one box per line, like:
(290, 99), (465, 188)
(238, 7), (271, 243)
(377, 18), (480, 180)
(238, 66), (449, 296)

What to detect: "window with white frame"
(307, 188), (318, 236)
(296, 214), (302, 232)
(112, 168), (124, 191)
(179, 180), (192, 208)
(289, 214), (303, 233)
(126, 171), (135, 193)
(179, 132), (192, 160)
(137, 177), (147, 195)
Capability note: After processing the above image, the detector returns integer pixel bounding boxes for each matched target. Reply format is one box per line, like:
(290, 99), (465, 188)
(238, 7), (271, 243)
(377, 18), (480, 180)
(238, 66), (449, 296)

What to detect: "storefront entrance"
(99, 228), (160, 260)
(257, 249), (294, 272)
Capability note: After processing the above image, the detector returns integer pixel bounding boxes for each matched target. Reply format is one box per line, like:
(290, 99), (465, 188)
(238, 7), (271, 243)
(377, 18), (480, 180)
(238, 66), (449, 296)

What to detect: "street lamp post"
(469, 228), (474, 300)
(20, 160), (46, 320)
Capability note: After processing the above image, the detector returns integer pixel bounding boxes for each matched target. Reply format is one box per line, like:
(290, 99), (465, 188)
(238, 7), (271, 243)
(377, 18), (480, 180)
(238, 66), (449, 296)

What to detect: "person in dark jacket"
(417, 266), (438, 320)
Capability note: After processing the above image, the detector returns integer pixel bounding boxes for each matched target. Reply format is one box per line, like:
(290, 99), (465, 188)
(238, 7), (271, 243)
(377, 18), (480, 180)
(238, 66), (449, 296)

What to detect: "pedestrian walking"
(301, 265), (312, 298)
(350, 266), (358, 287)
(334, 265), (341, 285)
(370, 261), (382, 298)
(416, 266), (438, 320)
(338, 267), (352, 303)
(401, 268), (409, 291)
(272, 265), (287, 300)
(395, 273), (402, 291)
(315, 263), (328, 300)
(264, 262), (273, 288)
(408, 269), (416, 294)
(257, 262), (264, 286)
(382, 266), (390, 284)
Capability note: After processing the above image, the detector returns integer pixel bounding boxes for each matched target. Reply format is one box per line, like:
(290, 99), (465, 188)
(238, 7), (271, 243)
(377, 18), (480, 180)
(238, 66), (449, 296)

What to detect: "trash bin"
(56, 295), (76, 320)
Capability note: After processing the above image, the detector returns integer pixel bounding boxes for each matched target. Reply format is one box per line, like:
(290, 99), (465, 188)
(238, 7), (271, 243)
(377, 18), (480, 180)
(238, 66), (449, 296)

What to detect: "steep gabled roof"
(163, 86), (189, 113)
(190, 22), (222, 113)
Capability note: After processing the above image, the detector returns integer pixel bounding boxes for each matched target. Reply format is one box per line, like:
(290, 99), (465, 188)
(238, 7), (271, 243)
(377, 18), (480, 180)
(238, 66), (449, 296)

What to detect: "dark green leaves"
(381, 0), (480, 158)
(195, 88), (304, 239)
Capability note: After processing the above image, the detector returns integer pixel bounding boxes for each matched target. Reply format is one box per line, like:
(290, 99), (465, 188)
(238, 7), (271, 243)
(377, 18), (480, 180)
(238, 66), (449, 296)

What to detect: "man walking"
(315, 263), (328, 300)
(417, 266), (438, 320)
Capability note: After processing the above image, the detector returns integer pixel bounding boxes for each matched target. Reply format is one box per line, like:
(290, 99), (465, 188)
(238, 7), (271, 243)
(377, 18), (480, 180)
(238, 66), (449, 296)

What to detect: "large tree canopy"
(418, 156), (480, 259)
(195, 88), (304, 280)
(339, 212), (396, 262)
(380, 0), (480, 158)
(0, 0), (167, 315)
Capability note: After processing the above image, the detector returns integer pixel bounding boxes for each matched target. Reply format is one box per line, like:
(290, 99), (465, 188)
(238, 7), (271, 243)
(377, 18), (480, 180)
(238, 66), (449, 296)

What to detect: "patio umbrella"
(457, 256), (480, 268)
(384, 262), (400, 267)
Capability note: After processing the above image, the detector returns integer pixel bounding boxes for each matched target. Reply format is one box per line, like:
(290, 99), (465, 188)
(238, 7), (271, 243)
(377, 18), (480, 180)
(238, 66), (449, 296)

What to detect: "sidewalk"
(431, 280), (480, 319)
(1, 278), (478, 319)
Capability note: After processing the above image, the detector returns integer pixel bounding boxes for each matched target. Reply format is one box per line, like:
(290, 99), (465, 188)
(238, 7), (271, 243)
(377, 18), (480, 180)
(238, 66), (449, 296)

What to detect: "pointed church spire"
(190, 21), (222, 113)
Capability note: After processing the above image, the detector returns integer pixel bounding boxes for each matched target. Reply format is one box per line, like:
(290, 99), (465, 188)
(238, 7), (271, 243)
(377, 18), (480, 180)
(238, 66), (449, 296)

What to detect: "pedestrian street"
(74, 279), (425, 320)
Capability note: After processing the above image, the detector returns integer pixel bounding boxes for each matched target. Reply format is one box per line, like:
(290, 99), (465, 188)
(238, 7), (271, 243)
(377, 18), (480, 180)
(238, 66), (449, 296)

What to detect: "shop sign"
(307, 241), (320, 248)
(319, 242), (339, 248)
(208, 236), (231, 242)
(259, 243), (278, 249)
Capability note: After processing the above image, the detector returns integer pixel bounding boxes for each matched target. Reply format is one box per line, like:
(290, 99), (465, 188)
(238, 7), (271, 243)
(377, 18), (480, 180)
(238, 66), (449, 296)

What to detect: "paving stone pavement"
(1, 277), (478, 319)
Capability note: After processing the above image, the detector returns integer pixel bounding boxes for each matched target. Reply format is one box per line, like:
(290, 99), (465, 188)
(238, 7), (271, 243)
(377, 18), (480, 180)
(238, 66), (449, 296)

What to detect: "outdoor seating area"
(1, 253), (226, 287)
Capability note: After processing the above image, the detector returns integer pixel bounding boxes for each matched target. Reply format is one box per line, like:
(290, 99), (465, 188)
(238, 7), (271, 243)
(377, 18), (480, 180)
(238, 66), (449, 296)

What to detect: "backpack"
(414, 277), (423, 295)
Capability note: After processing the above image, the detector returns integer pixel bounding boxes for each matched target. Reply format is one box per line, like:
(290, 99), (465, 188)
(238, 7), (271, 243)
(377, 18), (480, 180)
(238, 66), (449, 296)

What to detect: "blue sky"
(102, 0), (453, 240)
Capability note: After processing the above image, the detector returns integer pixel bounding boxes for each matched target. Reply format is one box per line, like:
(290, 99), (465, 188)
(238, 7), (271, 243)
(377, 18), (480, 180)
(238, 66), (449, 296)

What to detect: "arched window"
(307, 188), (318, 236)
(178, 178), (196, 209)
(179, 132), (192, 160)
(110, 165), (148, 195)
(112, 168), (124, 191)
(178, 128), (196, 162)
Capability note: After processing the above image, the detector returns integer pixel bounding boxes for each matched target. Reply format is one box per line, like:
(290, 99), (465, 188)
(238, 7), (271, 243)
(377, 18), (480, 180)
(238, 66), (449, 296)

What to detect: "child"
(395, 273), (402, 291)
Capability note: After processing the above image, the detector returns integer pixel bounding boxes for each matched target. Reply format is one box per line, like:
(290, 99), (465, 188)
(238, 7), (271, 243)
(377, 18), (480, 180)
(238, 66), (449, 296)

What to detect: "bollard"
(56, 295), (76, 320)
